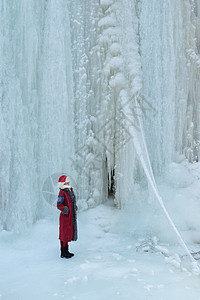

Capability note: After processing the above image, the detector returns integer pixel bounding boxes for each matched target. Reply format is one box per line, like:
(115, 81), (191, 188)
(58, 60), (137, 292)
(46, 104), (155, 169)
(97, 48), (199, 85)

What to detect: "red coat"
(57, 189), (75, 242)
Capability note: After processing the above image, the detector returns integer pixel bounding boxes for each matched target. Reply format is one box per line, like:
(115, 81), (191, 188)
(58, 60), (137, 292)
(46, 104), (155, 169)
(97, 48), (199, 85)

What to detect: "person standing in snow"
(57, 175), (78, 259)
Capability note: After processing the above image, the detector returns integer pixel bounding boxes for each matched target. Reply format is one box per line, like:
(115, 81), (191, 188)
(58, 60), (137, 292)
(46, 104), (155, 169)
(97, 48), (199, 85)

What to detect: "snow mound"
(163, 163), (194, 188)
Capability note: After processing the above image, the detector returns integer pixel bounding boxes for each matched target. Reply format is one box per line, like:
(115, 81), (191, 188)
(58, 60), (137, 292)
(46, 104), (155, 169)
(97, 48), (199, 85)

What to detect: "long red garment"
(57, 189), (74, 242)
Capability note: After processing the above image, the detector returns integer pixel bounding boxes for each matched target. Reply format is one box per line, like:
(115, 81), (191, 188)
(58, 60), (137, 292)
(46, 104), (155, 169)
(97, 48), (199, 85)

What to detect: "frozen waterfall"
(0, 0), (200, 232)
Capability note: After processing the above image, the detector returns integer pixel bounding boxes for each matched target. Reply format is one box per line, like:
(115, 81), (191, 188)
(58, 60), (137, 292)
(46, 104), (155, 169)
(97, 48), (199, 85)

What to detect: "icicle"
(122, 93), (200, 273)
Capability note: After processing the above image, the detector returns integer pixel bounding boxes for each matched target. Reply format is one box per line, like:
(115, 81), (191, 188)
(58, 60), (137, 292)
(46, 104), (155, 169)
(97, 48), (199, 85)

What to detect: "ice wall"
(71, 0), (199, 207)
(0, 0), (74, 231)
(0, 0), (200, 231)
(70, 0), (200, 208)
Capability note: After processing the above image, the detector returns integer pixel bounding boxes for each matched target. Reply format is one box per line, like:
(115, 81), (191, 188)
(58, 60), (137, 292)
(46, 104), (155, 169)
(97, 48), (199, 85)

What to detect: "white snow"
(1, 162), (200, 299)
(100, 0), (113, 7)
(98, 16), (117, 28)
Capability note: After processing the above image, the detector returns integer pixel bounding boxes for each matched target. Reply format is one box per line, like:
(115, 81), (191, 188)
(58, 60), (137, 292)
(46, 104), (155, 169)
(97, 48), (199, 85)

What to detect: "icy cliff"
(0, 0), (200, 231)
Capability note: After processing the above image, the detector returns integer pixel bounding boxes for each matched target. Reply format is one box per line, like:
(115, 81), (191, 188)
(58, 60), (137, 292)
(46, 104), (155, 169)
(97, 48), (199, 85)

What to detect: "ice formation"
(0, 0), (200, 232)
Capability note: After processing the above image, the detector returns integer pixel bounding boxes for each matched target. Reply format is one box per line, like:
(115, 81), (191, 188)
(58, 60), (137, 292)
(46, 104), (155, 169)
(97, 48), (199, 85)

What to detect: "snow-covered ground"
(1, 162), (200, 300)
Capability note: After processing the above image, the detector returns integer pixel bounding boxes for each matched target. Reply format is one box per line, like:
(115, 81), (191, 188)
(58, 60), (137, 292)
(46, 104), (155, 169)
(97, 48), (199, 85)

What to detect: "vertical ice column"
(183, 0), (200, 162)
(0, 0), (74, 231)
(139, 0), (175, 174)
(0, 0), (38, 231)
(97, 0), (143, 208)
(69, 0), (107, 208)
(38, 0), (74, 198)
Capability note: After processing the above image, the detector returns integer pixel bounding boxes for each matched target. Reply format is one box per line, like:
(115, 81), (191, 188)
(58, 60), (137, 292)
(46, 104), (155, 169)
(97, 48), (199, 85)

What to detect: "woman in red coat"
(57, 175), (78, 259)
